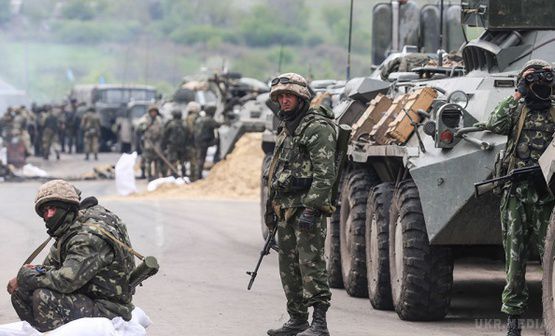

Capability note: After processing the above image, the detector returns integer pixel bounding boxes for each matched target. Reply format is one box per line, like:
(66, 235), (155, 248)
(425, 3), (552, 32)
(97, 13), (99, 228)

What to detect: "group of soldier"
(136, 101), (220, 181)
(0, 100), (101, 162)
(0, 98), (221, 182)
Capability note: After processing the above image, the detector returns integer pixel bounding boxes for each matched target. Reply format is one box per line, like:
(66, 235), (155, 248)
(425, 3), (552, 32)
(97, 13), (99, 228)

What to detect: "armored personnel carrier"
(326, 0), (555, 325)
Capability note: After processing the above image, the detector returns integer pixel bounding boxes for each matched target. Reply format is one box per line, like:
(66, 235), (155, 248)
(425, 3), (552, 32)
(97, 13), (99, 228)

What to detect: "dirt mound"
(135, 133), (264, 200)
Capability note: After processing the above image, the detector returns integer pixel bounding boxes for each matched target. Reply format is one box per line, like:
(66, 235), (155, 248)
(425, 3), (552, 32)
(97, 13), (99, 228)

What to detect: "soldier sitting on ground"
(7, 180), (135, 332)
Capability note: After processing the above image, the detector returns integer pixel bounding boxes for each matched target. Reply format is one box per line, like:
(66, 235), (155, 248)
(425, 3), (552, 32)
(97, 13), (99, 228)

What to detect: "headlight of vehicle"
(447, 90), (468, 109)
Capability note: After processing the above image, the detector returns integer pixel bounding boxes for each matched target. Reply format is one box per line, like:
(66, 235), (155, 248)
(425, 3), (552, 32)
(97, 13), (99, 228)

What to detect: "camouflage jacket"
(80, 111), (101, 135)
(194, 115), (219, 146)
(485, 95), (555, 203)
(162, 118), (188, 151)
(17, 203), (136, 321)
(143, 115), (162, 150)
(268, 105), (337, 217)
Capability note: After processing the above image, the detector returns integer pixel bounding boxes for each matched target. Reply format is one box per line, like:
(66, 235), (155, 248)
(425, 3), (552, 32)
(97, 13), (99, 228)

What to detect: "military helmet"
(518, 59), (553, 81)
(171, 109), (182, 118)
(148, 105), (159, 113)
(269, 72), (311, 102)
(34, 179), (81, 216)
(187, 101), (201, 114)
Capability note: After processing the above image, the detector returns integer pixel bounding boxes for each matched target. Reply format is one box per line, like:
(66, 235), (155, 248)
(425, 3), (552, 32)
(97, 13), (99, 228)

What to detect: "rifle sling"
(89, 224), (145, 260)
(23, 237), (52, 265)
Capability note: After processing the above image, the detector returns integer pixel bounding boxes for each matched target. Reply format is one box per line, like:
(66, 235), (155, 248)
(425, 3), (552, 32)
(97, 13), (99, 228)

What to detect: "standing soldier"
(185, 101), (201, 181)
(265, 73), (336, 336)
(481, 59), (555, 336)
(162, 109), (188, 177)
(141, 106), (163, 181)
(80, 107), (101, 161)
(194, 109), (220, 180)
(41, 106), (60, 161)
(65, 99), (79, 154)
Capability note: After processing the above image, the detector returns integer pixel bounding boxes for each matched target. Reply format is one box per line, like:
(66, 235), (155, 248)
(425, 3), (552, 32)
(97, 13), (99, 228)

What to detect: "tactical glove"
(264, 200), (278, 230)
(298, 208), (321, 232)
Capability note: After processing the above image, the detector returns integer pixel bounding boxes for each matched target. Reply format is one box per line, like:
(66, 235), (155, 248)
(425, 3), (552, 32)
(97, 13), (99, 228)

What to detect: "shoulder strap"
(550, 106), (555, 122)
(23, 237), (52, 265)
(88, 224), (144, 260)
(507, 104), (528, 172)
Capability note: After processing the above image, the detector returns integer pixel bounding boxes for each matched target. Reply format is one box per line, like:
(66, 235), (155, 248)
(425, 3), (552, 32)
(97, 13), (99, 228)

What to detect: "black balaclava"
(525, 82), (552, 110)
(42, 201), (78, 237)
(279, 98), (310, 134)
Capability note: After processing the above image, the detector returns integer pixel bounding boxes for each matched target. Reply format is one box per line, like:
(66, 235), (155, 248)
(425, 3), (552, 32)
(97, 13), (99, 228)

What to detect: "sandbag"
(115, 152), (138, 196)
(0, 307), (151, 336)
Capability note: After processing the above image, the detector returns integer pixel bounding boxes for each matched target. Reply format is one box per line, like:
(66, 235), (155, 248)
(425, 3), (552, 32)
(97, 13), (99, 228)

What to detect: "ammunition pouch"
(273, 171), (313, 194)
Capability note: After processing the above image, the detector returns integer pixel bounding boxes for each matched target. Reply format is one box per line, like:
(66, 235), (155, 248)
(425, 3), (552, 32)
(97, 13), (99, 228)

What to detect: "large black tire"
(260, 153), (272, 240)
(543, 210), (555, 335)
(366, 182), (395, 310)
(340, 169), (379, 297)
(389, 180), (453, 321)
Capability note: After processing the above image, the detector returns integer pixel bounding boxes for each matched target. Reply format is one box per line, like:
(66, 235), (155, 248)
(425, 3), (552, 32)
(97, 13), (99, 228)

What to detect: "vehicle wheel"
(340, 169), (379, 297)
(326, 199), (343, 288)
(366, 182), (394, 310)
(543, 210), (555, 335)
(260, 153), (272, 240)
(389, 179), (453, 321)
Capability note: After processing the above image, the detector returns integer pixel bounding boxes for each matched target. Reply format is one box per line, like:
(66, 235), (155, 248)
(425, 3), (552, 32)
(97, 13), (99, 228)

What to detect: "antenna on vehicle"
(346, 0), (354, 80)
(438, 0), (445, 67)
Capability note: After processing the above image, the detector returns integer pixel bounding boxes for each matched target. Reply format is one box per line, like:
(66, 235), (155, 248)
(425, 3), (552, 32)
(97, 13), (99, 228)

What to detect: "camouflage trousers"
(187, 148), (199, 181)
(42, 129), (58, 159)
(277, 207), (331, 320)
(11, 288), (103, 332)
(84, 134), (99, 155)
(500, 187), (554, 315)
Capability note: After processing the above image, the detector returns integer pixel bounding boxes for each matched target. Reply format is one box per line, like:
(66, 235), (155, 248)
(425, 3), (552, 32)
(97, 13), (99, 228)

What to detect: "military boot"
(507, 315), (521, 336)
(297, 305), (329, 336)
(267, 317), (309, 336)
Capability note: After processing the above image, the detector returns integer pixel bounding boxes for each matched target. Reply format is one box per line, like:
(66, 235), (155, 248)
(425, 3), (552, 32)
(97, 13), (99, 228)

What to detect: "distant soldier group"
(136, 101), (220, 181)
(0, 100), (101, 162)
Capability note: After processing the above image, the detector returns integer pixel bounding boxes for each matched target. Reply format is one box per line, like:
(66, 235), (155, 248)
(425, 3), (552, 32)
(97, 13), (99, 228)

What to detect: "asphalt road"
(0, 154), (545, 335)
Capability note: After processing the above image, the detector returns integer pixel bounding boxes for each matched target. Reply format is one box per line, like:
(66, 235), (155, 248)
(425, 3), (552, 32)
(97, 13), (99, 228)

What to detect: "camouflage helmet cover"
(187, 101), (201, 113)
(518, 59), (553, 81)
(34, 179), (81, 216)
(148, 105), (159, 113)
(270, 72), (311, 102)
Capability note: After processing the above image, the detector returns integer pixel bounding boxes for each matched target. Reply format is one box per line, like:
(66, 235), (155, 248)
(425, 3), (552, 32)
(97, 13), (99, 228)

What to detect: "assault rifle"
(246, 227), (278, 290)
(474, 165), (542, 197)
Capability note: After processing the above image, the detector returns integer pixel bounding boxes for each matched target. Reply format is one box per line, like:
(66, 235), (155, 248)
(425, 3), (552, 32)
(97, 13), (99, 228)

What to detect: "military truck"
(324, 0), (555, 325)
(69, 84), (157, 151)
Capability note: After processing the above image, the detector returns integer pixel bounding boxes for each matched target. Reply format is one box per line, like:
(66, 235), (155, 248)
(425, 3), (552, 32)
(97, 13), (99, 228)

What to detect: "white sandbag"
(21, 164), (49, 178)
(0, 307), (150, 336)
(146, 176), (188, 192)
(115, 152), (138, 196)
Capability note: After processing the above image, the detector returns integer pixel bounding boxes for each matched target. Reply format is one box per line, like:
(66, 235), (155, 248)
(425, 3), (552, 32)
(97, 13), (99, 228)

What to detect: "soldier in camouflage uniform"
(185, 102), (201, 181)
(482, 59), (555, 336)
(7, 180), (135, 332)
(80, 107), (101, 160)
(141, 106), (163, 181)
(265, 73), (336, 336)
(41, 106), (60, 161)
(194, 109), (220, 180)
(162, 109), (188, 177)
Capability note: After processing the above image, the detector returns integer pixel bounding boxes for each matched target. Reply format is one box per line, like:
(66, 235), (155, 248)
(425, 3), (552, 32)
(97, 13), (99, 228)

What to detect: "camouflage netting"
(135, 133), (264, 200)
